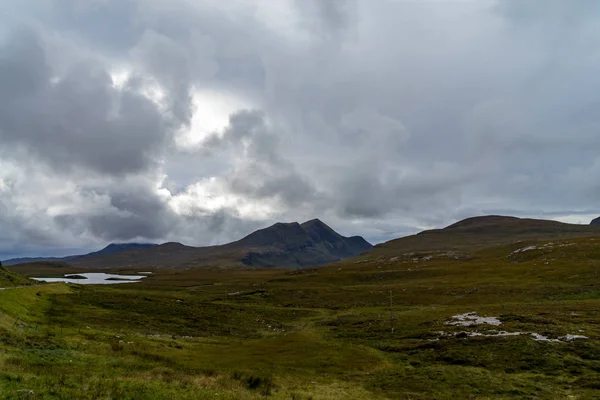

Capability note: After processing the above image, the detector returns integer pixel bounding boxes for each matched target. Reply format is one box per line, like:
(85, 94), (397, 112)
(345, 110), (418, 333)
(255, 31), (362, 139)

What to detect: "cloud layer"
(2, 0), (600, 258)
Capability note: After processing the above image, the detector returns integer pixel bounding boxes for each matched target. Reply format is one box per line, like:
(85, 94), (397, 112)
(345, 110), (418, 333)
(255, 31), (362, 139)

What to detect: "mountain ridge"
(8, 219), (372, 270)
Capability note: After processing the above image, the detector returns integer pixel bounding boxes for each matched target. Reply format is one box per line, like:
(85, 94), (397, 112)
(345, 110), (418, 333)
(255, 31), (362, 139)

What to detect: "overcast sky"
(2, 0), (600, 258)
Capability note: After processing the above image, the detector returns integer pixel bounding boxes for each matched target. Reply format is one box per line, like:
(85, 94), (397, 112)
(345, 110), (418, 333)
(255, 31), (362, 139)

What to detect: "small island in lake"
(105, 277), (137, 281)
(64, 275), (88, 280)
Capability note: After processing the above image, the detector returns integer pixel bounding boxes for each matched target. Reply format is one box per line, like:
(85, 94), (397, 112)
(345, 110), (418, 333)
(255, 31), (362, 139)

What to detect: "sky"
(2, 0), (600, 259)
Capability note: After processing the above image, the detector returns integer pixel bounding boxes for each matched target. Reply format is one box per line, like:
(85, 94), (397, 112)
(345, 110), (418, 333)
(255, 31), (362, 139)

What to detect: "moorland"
(0, 215), (599, 399)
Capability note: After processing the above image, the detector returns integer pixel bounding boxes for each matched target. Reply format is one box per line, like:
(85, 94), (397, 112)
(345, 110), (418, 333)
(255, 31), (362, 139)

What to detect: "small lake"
(32, 273), (149, 285)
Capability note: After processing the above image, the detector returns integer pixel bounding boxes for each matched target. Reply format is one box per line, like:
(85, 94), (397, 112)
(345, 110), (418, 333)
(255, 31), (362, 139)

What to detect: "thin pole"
(389, 289), (394, 334)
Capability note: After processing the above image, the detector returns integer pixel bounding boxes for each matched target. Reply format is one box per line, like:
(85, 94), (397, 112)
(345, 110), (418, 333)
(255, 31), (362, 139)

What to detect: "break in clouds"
(2, 0), (600, 258)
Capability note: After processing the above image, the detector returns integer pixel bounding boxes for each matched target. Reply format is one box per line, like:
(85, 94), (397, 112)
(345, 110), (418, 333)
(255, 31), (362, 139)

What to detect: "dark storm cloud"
(48, 0), (142, 55)
(0, 174), (76, 259)
(51, 178), (265, 246)
(0, 28), (170, 176)
(54, 189), (170, 241)
(335, 161), (477, 220)
(202, 110), (322, 208)
(294, 0), (356, 40)
(130, 28), (218, 126)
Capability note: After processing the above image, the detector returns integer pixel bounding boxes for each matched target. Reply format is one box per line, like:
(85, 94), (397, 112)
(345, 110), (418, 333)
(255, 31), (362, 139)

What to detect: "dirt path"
(0, 284), (49, 291)
(0, 285), (32, 291)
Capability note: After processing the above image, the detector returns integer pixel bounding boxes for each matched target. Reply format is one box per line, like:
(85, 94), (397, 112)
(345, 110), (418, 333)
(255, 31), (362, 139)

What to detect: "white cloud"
(170, 177), (279, 220)
(176, 90), (252, 149)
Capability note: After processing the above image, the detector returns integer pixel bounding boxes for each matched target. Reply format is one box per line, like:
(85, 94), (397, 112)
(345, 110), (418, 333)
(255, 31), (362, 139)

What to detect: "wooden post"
(389, 289), (394, 334)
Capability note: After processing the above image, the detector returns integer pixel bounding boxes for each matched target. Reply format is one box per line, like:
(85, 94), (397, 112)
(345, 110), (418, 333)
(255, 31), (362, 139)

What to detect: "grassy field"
(1, 234), (600, 398)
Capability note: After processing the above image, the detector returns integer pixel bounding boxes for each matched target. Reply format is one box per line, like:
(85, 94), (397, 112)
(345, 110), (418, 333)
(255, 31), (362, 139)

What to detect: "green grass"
(0, 235), (599, 398)
(0, 266), (35, 287)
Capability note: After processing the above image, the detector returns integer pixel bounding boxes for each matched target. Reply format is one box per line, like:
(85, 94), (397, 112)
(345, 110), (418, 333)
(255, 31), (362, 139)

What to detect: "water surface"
(32, 273), (148, 285)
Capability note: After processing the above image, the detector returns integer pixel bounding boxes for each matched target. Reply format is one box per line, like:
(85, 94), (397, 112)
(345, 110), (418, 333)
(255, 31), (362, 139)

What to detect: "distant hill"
(375, 215), (600, 254)
(80, 243), (157, 257)
(62, 219), (372, 270)
(2, 243), (157, 266)
(590, 216), (600, 226)
(2, 256), (65, 266)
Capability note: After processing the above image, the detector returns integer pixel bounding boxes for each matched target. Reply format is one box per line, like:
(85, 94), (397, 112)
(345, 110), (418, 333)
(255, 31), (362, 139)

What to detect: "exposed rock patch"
(445, 312), (501, 327)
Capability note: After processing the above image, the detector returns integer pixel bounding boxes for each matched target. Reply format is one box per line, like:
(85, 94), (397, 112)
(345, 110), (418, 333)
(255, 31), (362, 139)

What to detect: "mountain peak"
(301, 218), (326, 226)
(235, 221), (306, 249)
(271, 221), (302, 228)
(300, 219), (341, 242)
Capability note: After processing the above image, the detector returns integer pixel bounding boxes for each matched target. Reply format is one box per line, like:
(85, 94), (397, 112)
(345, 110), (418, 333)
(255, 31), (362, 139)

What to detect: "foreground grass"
(1, 236), (600, 398)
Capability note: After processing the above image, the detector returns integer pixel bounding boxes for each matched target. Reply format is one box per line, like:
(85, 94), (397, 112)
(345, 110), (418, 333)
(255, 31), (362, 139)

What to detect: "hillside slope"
(374, 215), (600, 254)
(0, 266), (34, 287)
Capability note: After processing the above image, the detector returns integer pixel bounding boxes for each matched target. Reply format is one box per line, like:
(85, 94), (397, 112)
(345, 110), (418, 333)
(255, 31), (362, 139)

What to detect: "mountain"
(233, 219), (373, 268)
(590, 216), (600, 226)
(59, 219), (372, 270)
(2, 243), (157, 266)
(375, 215), (600, 254)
